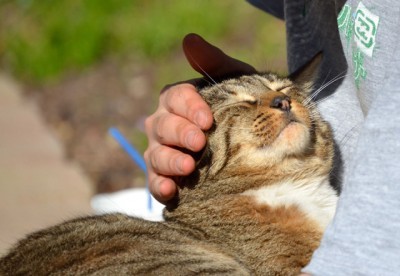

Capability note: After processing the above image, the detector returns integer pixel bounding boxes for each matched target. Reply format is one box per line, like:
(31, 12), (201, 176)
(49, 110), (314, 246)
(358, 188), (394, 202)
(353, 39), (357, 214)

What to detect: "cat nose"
(270, 95), (291, 111)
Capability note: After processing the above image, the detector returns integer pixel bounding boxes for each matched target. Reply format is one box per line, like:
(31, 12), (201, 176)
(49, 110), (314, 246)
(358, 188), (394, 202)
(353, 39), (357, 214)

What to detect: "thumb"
(182, 33), (256, 79)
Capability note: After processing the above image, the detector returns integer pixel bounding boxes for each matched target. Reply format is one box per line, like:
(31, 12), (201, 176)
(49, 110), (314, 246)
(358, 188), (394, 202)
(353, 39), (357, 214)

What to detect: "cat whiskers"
(302, 72), (347, 106)
(185, 50), (217, 84)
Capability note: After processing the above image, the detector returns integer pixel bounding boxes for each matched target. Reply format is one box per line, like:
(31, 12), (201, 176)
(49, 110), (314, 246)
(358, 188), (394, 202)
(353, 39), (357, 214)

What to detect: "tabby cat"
(0, 53), (338, 275)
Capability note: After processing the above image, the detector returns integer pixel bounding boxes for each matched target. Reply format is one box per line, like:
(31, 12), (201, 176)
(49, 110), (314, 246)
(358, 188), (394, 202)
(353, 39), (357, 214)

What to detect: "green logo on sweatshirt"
(354, 2), (379, 57)
(353, 48), (367, 88)
(337, 2), (379, 88)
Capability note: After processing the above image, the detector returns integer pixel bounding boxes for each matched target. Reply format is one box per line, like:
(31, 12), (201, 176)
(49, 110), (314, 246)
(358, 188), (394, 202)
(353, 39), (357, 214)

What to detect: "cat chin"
(247, 124), (310, 165)
(272, 122), (311, 156)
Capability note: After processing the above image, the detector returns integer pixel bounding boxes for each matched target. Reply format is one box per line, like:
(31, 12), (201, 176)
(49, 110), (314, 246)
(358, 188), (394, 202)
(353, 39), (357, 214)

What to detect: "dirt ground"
(27, 60), (156, 193)
(0, 73), (93, 255)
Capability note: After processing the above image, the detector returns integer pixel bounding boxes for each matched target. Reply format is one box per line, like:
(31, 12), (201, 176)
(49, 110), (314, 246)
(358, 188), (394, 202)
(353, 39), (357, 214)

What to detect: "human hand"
(144, 33), (256, 203)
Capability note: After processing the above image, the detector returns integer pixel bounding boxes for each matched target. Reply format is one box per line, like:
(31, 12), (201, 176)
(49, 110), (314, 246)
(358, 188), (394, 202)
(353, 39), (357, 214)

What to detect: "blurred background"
(0, 0), (286, 253)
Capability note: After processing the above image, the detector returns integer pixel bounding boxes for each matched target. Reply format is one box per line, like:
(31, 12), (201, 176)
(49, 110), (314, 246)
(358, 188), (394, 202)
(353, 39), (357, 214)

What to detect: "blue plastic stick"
(108, 127), (152, 211)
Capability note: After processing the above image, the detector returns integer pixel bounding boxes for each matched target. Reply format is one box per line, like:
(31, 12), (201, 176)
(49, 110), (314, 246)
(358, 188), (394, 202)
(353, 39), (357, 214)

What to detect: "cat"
(0, 53), (338, 275)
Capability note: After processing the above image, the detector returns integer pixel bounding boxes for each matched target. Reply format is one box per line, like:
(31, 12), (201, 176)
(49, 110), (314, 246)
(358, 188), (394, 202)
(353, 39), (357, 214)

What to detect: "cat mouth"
(279, 120), (299, 135)
(276, 118), (309, 146)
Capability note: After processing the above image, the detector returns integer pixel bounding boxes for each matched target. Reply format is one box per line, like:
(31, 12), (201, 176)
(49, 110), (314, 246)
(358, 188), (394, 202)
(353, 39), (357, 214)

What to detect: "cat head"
(195, 53), (333, 177)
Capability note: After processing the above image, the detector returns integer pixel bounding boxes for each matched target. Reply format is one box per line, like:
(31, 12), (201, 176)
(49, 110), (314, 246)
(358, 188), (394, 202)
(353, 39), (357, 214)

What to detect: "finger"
(146, 145), (196, 176)
(182, 33), (256, 78)
(152, 112), (207, 152)
(160, 83), (213, 130)
(145, 145), (195, 203)
(148, 173), (177, 203)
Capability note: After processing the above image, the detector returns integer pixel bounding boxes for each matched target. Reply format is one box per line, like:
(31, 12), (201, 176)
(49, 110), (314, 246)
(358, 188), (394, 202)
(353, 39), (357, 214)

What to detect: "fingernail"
(186, 131), (198, 150)
(195, 111), (208, 129)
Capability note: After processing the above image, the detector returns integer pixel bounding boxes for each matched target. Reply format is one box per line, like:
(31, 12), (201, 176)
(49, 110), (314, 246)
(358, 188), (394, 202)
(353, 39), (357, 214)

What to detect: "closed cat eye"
(246, 99), (258, 105)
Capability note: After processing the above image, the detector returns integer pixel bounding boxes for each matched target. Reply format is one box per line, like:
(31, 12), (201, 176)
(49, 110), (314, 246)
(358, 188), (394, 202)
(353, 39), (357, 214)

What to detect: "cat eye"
(245, 99), (258, 105)
(276, 85), (292, 92)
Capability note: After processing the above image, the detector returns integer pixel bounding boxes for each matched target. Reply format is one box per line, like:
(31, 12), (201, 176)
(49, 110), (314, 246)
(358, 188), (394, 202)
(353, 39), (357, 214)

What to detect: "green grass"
(0, 0), (286, 84)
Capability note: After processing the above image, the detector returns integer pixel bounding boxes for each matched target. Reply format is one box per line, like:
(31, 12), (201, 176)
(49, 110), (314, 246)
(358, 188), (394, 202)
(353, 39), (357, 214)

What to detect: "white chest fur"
(242, 178), (338, 231)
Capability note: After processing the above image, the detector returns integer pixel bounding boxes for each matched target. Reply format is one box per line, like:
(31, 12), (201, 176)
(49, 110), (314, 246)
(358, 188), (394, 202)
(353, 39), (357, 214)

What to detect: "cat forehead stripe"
(243, 74), (293, 91)
(223, 83), (257, 102)
(262, 77), (292, 91)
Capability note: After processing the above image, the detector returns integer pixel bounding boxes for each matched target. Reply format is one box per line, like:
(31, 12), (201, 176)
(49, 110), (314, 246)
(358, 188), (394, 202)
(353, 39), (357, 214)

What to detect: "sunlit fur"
(0, 60), (337, 275)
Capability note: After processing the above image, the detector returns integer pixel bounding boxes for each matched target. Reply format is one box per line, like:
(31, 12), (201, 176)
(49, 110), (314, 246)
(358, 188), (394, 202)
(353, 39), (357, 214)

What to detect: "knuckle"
(148, 145), (168, 173)
(165, 84), (195, 111)
(148, 147), (160, 166)
(178, 123), (194, 140)
(149, 150), (159, 172)
(154, 115), (167, 142)
(144, 148), (158, 172)
(165, 89), (181, 113)
(169, 155), (179, 172)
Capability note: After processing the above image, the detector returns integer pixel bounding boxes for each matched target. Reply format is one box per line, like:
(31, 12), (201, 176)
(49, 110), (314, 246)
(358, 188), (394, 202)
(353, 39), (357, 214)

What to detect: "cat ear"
(289, 52), (323, 92)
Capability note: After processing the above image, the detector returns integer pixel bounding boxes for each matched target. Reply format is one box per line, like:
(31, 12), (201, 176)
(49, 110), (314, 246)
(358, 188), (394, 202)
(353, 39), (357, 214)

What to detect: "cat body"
(0, 55), (338, 275)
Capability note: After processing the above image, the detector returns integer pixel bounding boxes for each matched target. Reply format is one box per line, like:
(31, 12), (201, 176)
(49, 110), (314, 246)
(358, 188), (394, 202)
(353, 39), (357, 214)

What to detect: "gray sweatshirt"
(249, 0), (400, 274)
